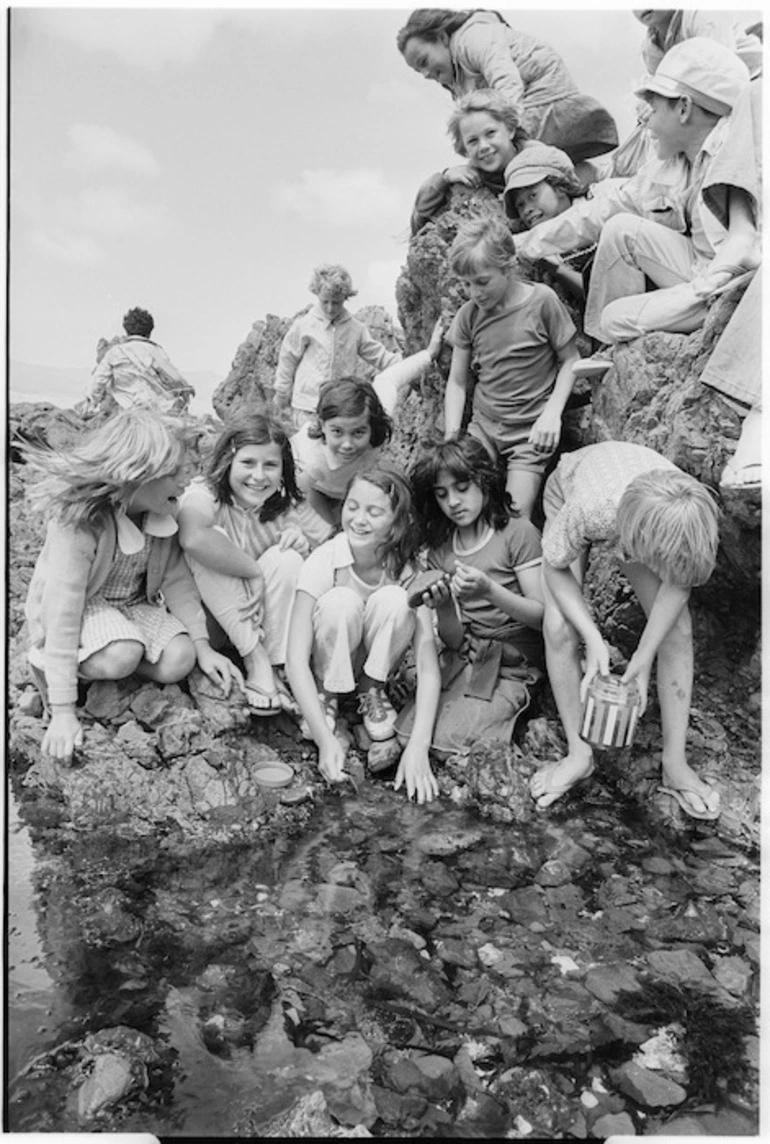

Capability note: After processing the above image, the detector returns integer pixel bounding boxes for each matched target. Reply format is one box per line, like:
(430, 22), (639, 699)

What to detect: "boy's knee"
(154, 635), (196, 682)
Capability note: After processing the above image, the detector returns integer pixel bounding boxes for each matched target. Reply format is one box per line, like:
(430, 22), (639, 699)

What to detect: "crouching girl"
(178, 414), (331, 713)
(24, 410), (241, 763)
(286, 464), (441, 803)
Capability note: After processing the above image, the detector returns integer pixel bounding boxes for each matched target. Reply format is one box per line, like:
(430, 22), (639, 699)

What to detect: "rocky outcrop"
(211, 304), (403, 421)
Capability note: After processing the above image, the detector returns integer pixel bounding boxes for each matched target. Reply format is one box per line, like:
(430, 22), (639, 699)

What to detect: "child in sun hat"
(513, 38), (760, 345)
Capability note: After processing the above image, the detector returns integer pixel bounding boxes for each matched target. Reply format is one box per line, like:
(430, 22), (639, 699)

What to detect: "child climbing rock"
(273, 264), (401, 430)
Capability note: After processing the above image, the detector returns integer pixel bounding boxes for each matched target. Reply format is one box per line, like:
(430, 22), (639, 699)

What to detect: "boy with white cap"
(514, 38), (760, 345)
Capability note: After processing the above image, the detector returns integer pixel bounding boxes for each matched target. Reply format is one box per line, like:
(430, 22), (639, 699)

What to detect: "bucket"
(580, 674), (641, 749)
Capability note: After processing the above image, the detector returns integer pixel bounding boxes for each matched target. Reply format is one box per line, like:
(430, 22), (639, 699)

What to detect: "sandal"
(658, 784), (720, 821)
(244, 682), (282, 716)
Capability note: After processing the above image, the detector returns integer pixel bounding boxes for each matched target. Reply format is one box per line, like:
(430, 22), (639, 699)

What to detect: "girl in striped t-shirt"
(178, 413), (331, 714)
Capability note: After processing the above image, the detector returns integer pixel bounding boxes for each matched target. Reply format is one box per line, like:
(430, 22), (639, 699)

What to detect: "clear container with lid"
(580, 673), (641, 749)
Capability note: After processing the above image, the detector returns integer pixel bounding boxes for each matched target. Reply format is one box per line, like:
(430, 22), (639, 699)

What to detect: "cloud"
(358, 258), (405, 312)
(38, 9), (225, 70)
(29, 228), (103, 266)
(366, 78), (420, 107)
(24, 187), (164, 265)
(67, 124), (160, 178)
(62, 187), (164, 238)
(273, 169), (403, 228)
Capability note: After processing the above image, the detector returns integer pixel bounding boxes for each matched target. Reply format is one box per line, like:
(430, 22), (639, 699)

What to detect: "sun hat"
(634, 37), (750, 116)
(502, 143), (581, 218)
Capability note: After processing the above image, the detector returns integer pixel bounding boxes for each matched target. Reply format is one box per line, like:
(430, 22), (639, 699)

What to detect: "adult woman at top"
(397, 8), (618, 170)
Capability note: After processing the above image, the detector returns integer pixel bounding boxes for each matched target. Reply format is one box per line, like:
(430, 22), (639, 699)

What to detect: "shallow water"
(6, 768), (759, 1136)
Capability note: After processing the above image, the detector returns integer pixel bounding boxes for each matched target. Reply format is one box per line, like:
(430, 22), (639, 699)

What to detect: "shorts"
(468, 419), (551, 475)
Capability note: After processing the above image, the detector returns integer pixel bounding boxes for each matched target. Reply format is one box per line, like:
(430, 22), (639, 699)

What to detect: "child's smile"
(342, 479), (394, 552)
(322, 414), (372, 464)
(229, 442), (283, 509)
(459, 111), (516, 173)
(512, 181), (569, 228)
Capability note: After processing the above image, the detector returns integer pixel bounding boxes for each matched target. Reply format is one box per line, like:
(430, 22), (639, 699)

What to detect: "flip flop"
(658, 784), (720, 821)
(244, 683), (282, 716)
(572, 358), (613, 381)
(530, 762), (595, 809)
(720, 462), (762, 493)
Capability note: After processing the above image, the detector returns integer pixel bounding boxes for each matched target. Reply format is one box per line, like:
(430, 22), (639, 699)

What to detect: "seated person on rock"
(273, 264), (402, 431)
(513, 38), (761, 347)
(411, 89), (530, 234)
(398, 436), (544, 772)
(23, 410), (241, 764)
(83, 307), (195, 416)
(530, 440), (721, 822)
(178, 413), (331, 715)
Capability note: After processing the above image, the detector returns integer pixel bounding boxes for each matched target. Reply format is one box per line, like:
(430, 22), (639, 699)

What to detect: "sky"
(8, 3), (761, 396)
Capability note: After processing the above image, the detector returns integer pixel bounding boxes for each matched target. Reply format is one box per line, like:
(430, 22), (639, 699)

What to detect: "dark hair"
(344, 463), (417, 579)
(396, 8), (474, 53)
(409, 435), (513, 550)
(307, 377), (392, 449)
(206, 412), (301, 522)
(123, 307), (154, 337)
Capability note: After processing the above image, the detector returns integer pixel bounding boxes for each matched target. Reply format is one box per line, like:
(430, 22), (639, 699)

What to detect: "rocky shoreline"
(7, 182), (761, 1135)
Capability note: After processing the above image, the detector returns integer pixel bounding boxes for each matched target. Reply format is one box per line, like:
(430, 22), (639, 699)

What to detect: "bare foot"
(530, 753), (594, 809)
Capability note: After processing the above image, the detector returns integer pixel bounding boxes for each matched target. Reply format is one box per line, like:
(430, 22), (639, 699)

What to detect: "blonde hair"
(447, 90), (522, 157)
(449, 215), (517, 278)
(309, 263), (356, 299)
(24, 410), (195, 530)
(618, 469), (720, 588)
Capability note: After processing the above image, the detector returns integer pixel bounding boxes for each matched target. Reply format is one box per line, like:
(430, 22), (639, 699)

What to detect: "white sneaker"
(357, 686), (397, 742)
